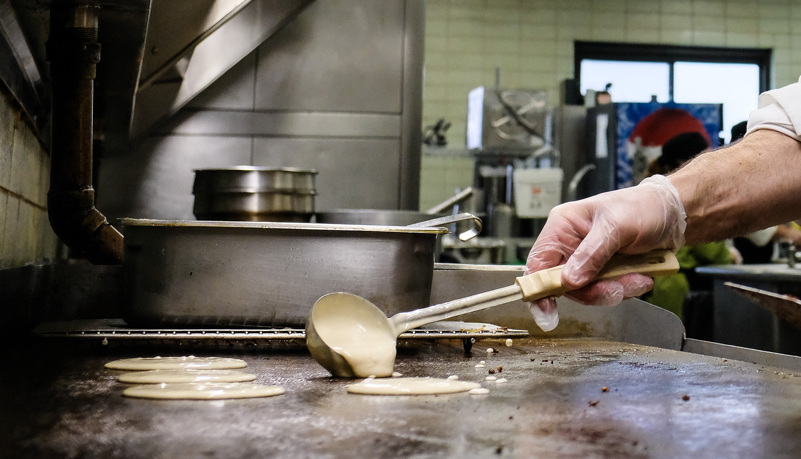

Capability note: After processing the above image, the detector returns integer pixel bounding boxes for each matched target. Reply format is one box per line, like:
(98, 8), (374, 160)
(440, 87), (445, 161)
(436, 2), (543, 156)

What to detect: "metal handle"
(406, 212), (482, 241)
(425, 187), (474, 214)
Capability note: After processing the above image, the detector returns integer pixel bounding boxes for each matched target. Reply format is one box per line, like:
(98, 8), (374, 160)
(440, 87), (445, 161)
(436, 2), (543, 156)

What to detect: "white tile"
(626, 28), (661, 43)
(693, 30), (726, 45)
(760, 17), (790, 34)
(661, 29), (694, 45)
(662, 0), (693, 15)
(10, 125), (46, 203)
(0, 193), (6, 253)
(3, 196), (19, 265)
(627, 0), (661, 13)
(18, 201), (34, 261)
(726, 0), (759, 18)
(759, 3), (791, 19)
(0, 106), (14, 192)
(627, 13), (661, 30)
(723, 16), (758, 33)
(726, 31), (759, 47)
(693, 0), (725, 17)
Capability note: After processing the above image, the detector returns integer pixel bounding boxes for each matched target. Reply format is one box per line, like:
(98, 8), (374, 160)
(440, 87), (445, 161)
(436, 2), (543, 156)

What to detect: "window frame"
(574, 41), (772, 100)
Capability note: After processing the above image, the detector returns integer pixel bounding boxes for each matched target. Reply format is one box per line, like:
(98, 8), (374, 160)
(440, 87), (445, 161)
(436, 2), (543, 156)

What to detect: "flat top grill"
(4, 335), (801, 457)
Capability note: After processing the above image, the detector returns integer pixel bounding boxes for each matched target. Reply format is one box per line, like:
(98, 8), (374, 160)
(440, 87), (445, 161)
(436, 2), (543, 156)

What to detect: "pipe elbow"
(48, 189), (123, 265)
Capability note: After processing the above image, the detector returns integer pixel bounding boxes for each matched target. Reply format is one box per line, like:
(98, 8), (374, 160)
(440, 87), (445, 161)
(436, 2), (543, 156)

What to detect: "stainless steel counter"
(3, 337), (801, 457)
(697, 264), (801, 356)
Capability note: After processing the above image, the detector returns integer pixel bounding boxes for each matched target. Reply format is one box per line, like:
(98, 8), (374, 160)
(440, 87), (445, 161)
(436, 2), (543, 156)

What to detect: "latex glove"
(525, 175), (687, 331)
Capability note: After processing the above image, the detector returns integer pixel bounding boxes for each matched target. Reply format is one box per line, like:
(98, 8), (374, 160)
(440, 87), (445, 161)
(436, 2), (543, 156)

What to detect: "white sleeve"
(746, 76), (801, 140)
(744, 226), (778, 247)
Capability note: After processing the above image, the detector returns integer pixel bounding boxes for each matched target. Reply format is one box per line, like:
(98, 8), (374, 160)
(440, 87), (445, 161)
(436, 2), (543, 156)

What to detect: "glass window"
(580, 60), (670, 103)
(673, 62), (760, 143)
(575, 42), (769, 142)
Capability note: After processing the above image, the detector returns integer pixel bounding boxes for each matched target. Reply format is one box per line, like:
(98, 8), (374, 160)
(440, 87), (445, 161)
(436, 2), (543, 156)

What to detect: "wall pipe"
(47, 0), (123, 264)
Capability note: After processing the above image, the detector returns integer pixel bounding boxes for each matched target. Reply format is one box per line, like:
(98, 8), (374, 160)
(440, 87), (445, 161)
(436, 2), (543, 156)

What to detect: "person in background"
(525, 77), (801, 332)
(640, 132), (736, 338)
(729, 121), (801, 263)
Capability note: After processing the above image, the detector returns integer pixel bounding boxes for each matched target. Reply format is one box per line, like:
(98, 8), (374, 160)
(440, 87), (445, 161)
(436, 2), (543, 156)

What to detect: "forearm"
(669, 129), (801, 244)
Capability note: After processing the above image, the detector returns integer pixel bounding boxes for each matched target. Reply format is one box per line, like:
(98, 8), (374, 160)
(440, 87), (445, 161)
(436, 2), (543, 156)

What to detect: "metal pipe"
(47, 0), (123, 264)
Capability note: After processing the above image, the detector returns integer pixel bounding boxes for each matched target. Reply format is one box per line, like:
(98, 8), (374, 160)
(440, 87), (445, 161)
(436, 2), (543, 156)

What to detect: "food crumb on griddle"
(487, 347), (494, 353)
(682, 394), (690, 401)
(469, 387), (490, 395)
(602, 387), (609, 392)
(589, 400), (600, 407)
(488, 369), (495, 374)
(505, 339), (513, 347)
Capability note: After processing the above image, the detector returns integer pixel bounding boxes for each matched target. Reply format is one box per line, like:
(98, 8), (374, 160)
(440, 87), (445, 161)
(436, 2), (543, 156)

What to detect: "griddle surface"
(2, 337), (801, 458)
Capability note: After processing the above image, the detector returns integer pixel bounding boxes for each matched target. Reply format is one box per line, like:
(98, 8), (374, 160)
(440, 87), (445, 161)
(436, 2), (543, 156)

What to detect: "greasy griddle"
(3, 337), (801, 457)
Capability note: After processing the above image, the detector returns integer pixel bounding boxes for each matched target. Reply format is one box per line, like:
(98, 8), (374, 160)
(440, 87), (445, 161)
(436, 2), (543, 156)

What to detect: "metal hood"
(4, 0), (311, 152)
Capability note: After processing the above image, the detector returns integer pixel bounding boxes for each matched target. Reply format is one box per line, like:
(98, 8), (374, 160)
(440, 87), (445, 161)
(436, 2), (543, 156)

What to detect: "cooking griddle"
(4, 337), (801, 457)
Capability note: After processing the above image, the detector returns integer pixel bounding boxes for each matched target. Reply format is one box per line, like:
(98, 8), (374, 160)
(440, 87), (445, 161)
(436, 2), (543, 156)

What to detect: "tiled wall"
(0, 85), (60, 270)
(420, 0), (801, 206)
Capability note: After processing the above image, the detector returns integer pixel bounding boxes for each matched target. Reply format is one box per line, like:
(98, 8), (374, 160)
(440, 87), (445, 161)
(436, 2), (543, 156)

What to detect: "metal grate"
(33, 319), (529, 345)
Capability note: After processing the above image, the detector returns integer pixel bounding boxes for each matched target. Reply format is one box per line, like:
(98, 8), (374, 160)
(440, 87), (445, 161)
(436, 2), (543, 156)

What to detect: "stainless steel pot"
(193, 191), (315, 222)
(316, 210), (485, 241)
(120, 218), (450, 327)
(193, 166), (317, 193)
(316, 209), (447, 226)
(316, 187), (476, 226)
(193, 166), (318, 222)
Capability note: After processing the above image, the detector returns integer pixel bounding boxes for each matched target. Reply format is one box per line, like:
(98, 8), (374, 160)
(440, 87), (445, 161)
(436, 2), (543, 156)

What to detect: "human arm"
(670, 129), (801, 244)
(525, 129), (801, 331)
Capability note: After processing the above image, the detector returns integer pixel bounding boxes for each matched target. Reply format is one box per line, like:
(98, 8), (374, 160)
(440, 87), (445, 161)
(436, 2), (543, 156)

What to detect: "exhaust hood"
(3, 0), (312, 152)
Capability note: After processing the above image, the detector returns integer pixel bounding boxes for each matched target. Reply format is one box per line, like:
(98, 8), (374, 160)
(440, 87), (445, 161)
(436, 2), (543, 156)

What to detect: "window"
(575, 42), (770, 143)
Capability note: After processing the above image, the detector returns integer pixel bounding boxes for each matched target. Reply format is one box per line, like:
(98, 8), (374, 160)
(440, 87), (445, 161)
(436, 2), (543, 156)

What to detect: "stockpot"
(121, 218), (455, 327)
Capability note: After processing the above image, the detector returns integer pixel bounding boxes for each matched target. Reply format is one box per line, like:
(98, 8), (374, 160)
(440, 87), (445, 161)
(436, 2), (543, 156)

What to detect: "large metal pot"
(316, 209), (446, 226)
(316, 210), (485, 241)
(192, 166), (318, 222)
(120, 218), (450, 327)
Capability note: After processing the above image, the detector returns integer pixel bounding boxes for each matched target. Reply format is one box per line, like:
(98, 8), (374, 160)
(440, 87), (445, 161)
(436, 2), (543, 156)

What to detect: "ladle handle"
(515, 249), (679, 302)
(390, 250), (679, 333)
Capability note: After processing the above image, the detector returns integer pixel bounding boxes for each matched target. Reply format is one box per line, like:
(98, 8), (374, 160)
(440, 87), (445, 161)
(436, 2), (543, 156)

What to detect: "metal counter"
(696, 264), (801, 356)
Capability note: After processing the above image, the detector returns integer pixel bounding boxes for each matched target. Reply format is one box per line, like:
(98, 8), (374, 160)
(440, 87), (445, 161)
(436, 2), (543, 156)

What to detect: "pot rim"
(193, 166), (318, 174)
(120, 218), (449, 234)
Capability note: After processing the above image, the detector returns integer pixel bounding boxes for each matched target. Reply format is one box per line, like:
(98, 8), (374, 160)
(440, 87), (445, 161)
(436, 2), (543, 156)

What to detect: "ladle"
(306, 249), (679, 378)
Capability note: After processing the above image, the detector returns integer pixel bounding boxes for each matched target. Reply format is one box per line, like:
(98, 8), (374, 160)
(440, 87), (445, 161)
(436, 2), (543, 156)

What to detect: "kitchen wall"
(419, 0), (801, 209)
(2, 0), (801, 269)
(0, 85), (60, 270)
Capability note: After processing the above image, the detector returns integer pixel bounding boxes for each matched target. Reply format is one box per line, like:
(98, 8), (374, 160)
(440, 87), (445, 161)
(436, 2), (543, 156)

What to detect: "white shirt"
(746, 75), (801, 140)
(744, 226), (777, 247)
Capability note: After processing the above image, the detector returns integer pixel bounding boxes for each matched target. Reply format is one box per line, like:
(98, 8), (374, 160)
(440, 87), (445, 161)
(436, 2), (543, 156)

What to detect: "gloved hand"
(525, 174), (687, 331)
